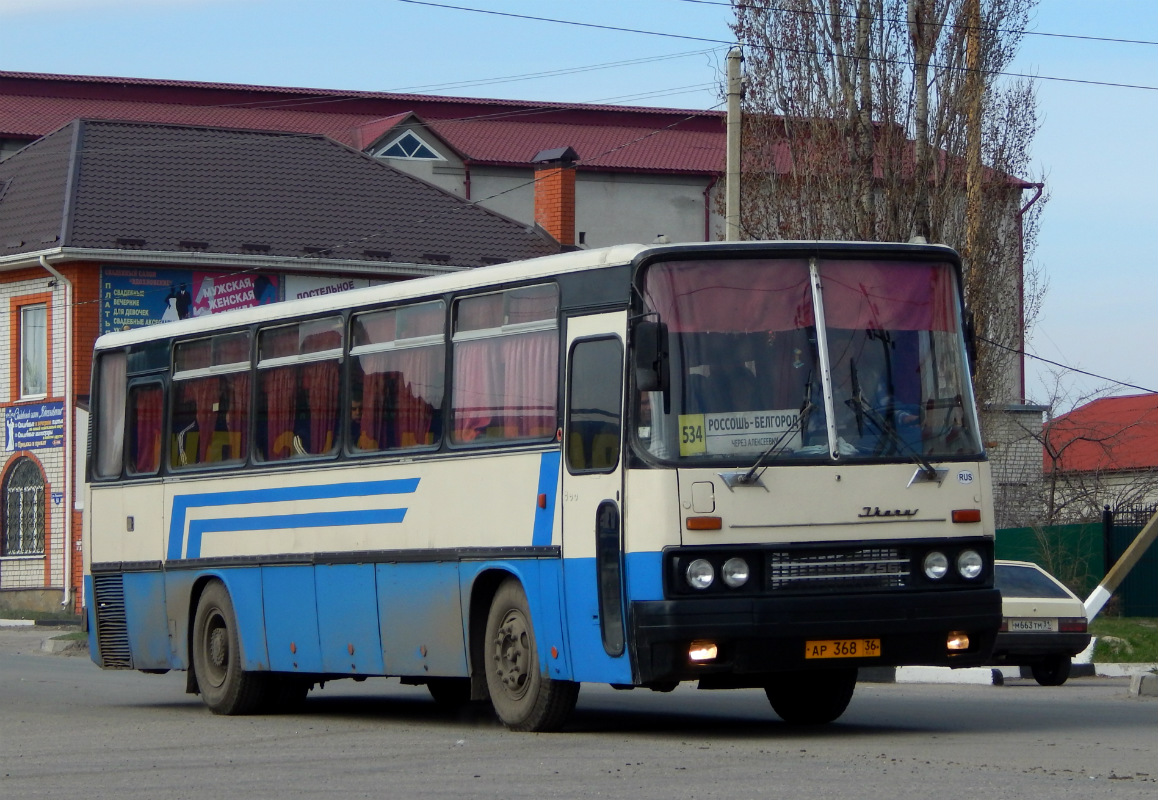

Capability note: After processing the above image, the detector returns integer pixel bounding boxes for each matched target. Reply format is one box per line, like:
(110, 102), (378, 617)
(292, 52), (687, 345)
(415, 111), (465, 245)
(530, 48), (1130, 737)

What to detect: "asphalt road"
(1, 627), (1155, 800)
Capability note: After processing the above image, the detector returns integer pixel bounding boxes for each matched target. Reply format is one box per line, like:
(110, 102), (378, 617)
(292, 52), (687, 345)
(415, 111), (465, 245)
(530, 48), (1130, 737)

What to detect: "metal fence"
(996, 502), (1158, 617)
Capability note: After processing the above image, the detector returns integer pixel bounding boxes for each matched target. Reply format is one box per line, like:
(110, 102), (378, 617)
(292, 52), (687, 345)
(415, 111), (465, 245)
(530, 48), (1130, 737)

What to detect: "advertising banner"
(101, 267), (280, 334)
(4, 402), (64, 451)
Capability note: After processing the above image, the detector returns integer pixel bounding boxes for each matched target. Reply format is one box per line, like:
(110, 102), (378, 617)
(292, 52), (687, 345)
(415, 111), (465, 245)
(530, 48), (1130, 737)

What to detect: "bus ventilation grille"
(767, 547), (909, 592)
(92, 574), (133, 669)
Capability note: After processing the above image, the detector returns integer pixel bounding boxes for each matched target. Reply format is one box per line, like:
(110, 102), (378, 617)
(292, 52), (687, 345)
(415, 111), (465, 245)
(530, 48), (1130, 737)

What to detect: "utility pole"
(964, 0), (983, 285)
(725, 46), (743, 241)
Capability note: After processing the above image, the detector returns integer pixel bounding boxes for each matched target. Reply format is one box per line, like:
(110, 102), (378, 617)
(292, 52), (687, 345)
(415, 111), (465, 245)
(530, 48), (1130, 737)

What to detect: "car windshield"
(994, 564), (1074, 599)
(636, 257), (983, 466)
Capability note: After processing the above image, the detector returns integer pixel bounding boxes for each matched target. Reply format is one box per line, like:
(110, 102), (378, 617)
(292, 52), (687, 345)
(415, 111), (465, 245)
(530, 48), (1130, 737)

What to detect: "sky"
(0, 0), (1154, 407)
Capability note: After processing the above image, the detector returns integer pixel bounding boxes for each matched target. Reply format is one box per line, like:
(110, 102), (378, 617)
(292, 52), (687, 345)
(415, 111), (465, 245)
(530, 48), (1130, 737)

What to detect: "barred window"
(2, 457), (44, 556)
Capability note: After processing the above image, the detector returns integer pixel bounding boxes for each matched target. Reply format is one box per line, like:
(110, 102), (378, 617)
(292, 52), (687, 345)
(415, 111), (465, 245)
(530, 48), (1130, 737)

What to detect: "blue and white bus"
(85, 240), (1001, 730)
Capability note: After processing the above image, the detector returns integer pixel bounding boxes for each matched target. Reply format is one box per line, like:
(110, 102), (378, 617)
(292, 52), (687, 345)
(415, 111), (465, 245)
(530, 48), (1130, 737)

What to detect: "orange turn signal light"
(685, 516), (722, 531)
(951, 509), (982, 523)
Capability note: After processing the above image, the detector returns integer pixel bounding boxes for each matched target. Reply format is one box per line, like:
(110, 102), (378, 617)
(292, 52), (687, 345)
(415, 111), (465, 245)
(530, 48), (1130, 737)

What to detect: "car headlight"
(924, 551), (949, 580)
(686, 558), (715, 590)
(957, 549), (983, 579)
(722, 557), (750, 588)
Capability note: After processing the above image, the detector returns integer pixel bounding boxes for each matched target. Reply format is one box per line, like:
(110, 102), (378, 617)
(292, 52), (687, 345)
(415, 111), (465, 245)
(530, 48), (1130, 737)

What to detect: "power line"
(672, 0), (1158, 48)
(394, 0), (1158, 92)
(982, 336), (1158, 395)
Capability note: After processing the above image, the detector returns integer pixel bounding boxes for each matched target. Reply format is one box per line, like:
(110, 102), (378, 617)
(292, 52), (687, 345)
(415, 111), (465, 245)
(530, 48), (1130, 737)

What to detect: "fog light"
(957, 549), (983, 579)
(686, 559), (715, 590)
(689, 640), (718, 662)
(947, 631), (970, 651)
(722, 557), (750, 588)
(924, 551), (949, 580)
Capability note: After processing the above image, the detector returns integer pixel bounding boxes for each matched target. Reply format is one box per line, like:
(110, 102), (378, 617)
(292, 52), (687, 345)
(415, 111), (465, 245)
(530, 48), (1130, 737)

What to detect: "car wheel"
(1030, 654), (1072, 686)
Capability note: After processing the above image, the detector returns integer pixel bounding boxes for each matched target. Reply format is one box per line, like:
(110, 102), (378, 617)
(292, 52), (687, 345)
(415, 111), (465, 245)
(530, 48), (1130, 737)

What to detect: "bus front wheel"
(764, 668), (857, 725)
(483, 579), (578, 732)
(192, 580), (269, 715)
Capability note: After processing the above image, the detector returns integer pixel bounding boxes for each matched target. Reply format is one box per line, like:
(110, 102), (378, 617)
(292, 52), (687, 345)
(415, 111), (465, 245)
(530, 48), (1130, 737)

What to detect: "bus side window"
(171, 332), (251, 468)
(93, 351), (128, 479)
(126, 383), (163, 475)
(567, 338), (623, 473)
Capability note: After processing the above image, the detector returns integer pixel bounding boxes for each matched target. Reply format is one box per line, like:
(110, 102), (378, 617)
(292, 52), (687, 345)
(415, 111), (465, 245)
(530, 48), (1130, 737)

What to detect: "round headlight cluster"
(686, 559), (715, 589)
(722, 557), (750, 588)
(924, 549), (985, 580)
(685, 557), (751, 590)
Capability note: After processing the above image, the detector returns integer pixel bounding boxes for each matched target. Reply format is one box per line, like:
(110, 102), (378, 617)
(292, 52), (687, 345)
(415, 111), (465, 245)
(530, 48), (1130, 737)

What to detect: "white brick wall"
(0, 273), (68, 591)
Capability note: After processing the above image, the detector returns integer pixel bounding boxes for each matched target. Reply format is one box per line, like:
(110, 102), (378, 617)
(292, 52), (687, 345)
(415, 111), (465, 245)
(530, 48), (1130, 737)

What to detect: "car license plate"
(1008, 618), (1058, 632)
(805, 638), (881, 659)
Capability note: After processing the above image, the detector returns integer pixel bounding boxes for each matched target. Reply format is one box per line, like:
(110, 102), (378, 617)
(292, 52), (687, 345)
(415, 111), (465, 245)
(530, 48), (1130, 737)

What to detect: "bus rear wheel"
(192, 580), (269, 715)
(764, 668), (857, 725)
(483, 579), (578, 732)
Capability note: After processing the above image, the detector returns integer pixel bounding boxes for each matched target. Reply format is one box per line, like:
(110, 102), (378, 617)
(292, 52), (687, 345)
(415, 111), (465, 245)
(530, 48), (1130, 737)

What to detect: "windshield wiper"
(737, 378), (814, 486)
(844, 394), (940, 482)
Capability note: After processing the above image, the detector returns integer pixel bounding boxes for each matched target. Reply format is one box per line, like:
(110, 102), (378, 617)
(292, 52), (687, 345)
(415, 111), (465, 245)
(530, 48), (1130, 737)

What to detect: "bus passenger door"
(562, 312), (631, 684)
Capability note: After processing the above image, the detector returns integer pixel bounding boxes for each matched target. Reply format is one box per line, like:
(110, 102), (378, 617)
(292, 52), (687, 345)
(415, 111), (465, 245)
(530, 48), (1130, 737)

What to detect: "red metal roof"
(1046, 394), (1158, 473)
(0, 71), (726, 174)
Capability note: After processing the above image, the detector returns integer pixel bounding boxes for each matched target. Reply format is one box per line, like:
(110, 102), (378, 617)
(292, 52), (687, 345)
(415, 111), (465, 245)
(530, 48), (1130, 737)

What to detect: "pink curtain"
(502, 331), (557, 438)
(818, 261), (956, 332)
(453, 340), (499, 441)
(644, 260), (814, 333)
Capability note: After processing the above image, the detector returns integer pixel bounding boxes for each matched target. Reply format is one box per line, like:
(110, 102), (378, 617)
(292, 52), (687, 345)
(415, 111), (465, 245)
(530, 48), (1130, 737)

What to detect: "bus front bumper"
(629, 588), (1001, 686)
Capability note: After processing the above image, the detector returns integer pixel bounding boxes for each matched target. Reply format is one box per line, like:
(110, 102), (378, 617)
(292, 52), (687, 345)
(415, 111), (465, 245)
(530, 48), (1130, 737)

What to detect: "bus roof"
(92, 239), (959, 351)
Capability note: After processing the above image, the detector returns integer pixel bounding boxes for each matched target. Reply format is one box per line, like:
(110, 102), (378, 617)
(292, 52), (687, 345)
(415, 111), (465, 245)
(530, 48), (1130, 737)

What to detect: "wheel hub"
(492, 611), (531, 698)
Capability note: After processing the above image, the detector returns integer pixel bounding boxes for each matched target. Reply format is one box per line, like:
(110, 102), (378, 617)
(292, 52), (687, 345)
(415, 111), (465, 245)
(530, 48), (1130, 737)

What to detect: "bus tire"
(483, 579), (578, 732)
(192, 580), (269, 715)
(764, 668), (857, 725)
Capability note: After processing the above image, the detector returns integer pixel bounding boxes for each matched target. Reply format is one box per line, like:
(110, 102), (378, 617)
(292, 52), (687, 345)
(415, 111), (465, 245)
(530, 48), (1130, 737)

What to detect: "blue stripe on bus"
(532, 450), (560, 547)
(185, 509), (408, 559)
(167, 478), (419, 560)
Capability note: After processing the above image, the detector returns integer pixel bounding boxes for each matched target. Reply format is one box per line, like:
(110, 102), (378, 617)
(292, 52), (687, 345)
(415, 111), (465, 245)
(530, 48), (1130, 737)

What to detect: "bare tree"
(730, 0), (1046, 404)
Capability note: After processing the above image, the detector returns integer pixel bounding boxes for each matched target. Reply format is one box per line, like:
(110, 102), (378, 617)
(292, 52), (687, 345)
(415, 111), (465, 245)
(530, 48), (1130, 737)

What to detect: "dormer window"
(378, 131), (444, 160)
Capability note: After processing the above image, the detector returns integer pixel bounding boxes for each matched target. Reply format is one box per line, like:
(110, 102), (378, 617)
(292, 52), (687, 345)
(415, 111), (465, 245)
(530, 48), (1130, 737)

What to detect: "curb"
(1130, 674), (1158, 698)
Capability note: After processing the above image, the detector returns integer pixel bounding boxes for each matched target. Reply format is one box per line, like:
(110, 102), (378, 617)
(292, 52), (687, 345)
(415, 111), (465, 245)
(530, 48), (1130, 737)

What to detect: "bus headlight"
(924, 551), (949, 580)
(722, 557), (750, 588)
(957, 549), (983, 579)
(686, 559), (715, 590)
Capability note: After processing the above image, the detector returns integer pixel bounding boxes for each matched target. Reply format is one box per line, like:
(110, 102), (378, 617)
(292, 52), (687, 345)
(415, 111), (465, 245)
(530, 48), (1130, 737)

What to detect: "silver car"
(992, 560), (1092, 686)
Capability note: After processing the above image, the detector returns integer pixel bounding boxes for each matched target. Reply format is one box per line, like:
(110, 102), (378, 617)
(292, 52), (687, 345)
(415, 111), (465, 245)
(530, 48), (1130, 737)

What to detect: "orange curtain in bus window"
(393, 347), (442, 448)
(131, 385), (163, 473)
(262, 366), (298, 460)
(222, 373), (249, 462)
(501, 330), (557, 439)
(302, 360), (338, 454)
(184, 377), (220, 464)
(353, 352), (388, 451)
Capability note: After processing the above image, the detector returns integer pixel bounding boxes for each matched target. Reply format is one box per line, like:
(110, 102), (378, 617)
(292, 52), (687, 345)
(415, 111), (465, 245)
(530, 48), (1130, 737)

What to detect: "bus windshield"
(637, 257), (982, 465)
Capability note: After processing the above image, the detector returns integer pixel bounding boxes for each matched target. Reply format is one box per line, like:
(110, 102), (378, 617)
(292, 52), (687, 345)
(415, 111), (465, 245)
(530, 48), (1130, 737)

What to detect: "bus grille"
(767, 547), (909, 592)
(92, 574), (133, 669)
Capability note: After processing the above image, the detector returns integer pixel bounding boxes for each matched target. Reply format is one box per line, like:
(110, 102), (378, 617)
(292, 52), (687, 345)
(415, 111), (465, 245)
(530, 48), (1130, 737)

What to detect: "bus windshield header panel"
(636, 256), (982, 466)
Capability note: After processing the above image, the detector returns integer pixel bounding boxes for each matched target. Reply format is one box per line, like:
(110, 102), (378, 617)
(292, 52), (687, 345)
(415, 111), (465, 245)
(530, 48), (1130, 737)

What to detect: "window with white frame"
(20, 304), (47, 398)
(378, 131), (444, 160)
(2, 457), (45, 556)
